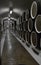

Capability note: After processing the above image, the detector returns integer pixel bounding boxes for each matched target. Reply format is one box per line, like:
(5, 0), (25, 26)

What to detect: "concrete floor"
(1, 29), (39, 65)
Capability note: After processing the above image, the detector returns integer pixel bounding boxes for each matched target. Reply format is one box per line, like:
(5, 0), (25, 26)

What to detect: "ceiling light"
(10, 10), (13, 14)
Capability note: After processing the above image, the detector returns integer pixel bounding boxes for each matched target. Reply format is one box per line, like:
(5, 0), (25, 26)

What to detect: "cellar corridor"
(1, 29), (38, 65)
(0, 0), (41, 65)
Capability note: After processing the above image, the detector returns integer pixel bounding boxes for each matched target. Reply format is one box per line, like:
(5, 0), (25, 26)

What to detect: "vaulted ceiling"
(0, 0), (34, 9)
(0, 0), (37, 19)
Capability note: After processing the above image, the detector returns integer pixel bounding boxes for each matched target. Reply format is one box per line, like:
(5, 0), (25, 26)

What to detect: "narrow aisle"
(2, 29), (39, 65)
(1, 30), (6, 56)
(2, 29), (17, 65)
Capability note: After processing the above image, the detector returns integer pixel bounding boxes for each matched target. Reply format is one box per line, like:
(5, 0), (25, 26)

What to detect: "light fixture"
(10, 10), (13, 14)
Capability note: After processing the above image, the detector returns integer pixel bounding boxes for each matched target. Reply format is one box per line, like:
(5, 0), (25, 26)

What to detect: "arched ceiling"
(0, 0), (34, 9)
(0, 0), (34, 19)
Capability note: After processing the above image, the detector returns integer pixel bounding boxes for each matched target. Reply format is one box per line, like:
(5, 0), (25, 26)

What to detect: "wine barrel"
(25, 31), (31, 44)
(22, 11), (26, 22)
(28, 18), (33, 32)
(25, 31), (29, 42)
(23, 22), (26, 31)
(20, 30), (22, 39)
(19, 16), (22, 24)
(40, 38), (41, 48)
(22, 31), (26, 41)
(30, 1), (41, 19)
(25, 9), (29, 21)
(16, 18), (20, 25)
(35, 15), (41, 33)
(31, 31), (37, 48)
